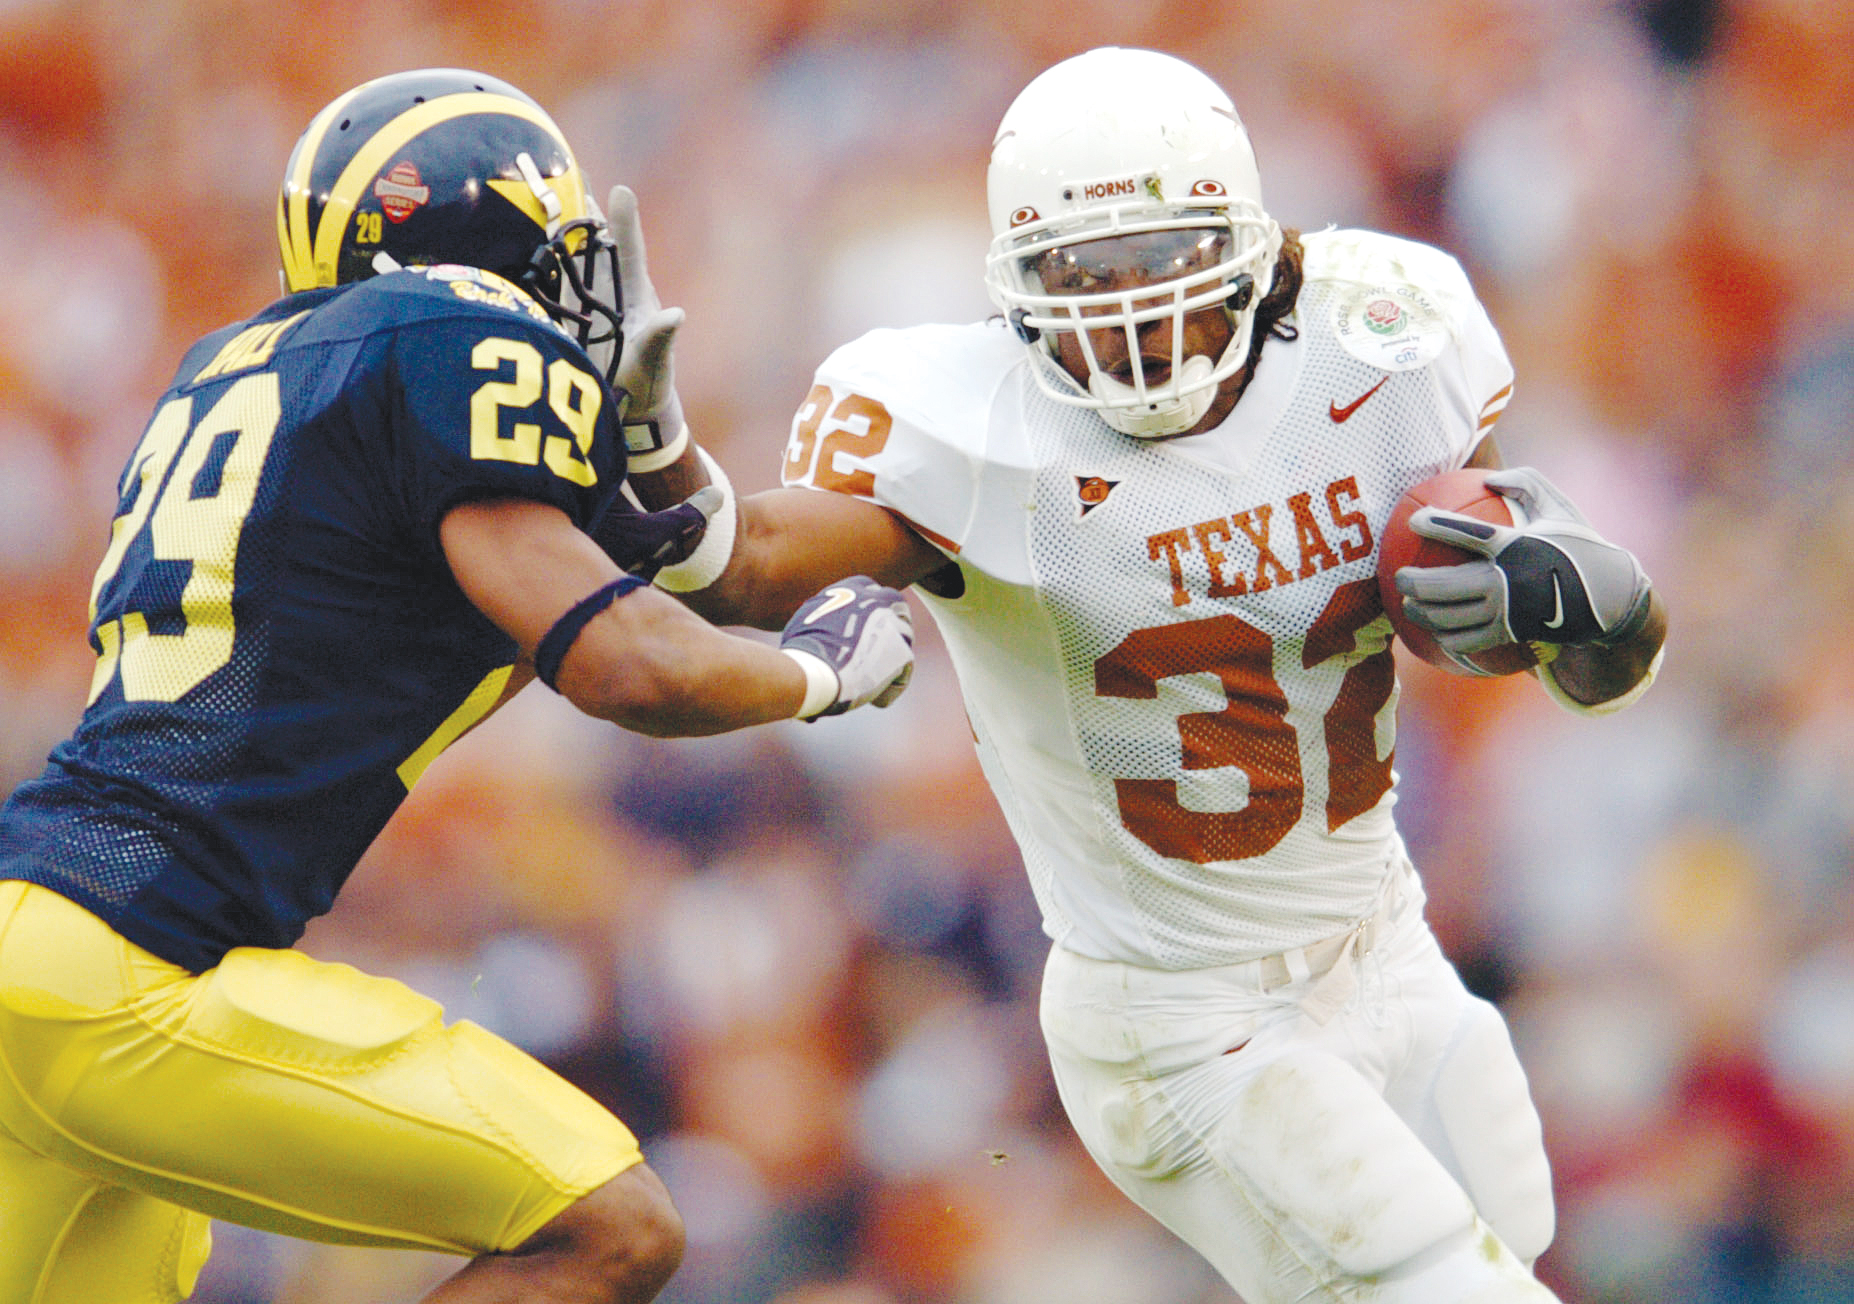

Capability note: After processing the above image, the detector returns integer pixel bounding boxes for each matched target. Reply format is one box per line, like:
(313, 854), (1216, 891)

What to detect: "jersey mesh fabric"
(802, 232), (1502, 967)
(1006, 281), (1455, 964)
(0, 273), (622, 972)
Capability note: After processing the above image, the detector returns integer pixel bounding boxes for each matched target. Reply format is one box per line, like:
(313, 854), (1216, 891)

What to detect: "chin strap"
(1090, 355), (1218, 438)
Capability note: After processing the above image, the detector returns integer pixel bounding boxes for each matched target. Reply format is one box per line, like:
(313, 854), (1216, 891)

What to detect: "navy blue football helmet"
(277, 69), (621, 380)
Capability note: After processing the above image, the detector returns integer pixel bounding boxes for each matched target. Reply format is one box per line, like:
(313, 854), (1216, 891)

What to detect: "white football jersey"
(781, 229), (1514, 969)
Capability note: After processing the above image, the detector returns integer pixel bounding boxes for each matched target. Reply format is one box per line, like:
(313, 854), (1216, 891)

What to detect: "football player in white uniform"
(620, 47), (1666, 1304)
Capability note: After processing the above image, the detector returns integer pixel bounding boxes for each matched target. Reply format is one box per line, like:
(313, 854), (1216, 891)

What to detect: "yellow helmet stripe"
(280, 83), (370, 291)
(308, 93), (586, 289)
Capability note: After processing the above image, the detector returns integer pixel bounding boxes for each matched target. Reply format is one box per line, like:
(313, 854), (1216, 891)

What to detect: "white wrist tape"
(652, 446), (737, 593)
(1535, 645), (1663, 717)
(781, 648), (839, 719)
(624, 420), (691, 474)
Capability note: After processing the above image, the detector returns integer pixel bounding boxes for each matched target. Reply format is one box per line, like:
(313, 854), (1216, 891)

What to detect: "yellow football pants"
(0, 880), (640, 1303)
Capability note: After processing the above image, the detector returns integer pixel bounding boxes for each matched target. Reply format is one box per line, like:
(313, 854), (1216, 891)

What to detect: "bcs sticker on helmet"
(1332, 284), (1447, 373)
(375, 161), (430, 223)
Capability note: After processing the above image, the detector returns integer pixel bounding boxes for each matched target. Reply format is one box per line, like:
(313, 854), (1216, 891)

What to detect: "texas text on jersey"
(782, 227), (1510, 970)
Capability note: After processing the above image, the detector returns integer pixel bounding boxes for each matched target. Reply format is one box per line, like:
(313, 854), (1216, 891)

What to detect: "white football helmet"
(984, 48), (1282, 439)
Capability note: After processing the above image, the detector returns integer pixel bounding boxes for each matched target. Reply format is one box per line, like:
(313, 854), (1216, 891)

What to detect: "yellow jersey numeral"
(469, 337), (600, 487)
(87, 372), (283, 703)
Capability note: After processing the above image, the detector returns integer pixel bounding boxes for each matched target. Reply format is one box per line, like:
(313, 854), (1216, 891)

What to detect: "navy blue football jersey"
(0, 267), (626, 972)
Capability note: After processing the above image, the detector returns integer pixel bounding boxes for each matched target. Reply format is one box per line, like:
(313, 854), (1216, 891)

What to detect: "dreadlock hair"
(1252, 228), (1305, 359)
(1218, 227), (1304, 405)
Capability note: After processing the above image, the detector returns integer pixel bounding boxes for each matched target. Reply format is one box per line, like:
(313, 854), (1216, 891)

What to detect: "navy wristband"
(534, 575), (646, 691)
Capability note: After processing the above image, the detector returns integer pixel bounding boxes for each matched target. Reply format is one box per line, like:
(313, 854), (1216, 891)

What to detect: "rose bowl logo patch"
(1333, 284), (1447, 372)
(375, 161), (430, 223)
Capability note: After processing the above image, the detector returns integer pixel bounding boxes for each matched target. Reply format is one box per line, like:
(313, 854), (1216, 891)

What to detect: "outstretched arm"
(683, 487), (948, 630)
(441, 497), (914, 735)
(587, 182), (948, 630)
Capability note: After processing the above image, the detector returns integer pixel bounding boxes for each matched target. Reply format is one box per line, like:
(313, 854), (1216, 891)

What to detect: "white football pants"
(1039, 863), (1559, 1303)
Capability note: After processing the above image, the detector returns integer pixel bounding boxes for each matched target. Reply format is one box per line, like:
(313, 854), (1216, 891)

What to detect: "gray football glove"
(1392, 466), (1653, 657)
(602, 185), (686, 465)
(780, 577), (915, 718)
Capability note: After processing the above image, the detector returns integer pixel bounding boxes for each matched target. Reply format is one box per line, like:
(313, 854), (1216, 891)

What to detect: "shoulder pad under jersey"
(781, 320), (1024, 556)
(1299, 228), (1512, 445)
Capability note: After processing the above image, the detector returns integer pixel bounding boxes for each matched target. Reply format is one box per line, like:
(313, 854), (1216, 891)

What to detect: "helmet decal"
(276, 70), (622, 383)
(1190, 180), (1228, 197)
(1010, 205), (1040, 227)
(1073, 177), (1138, 203)
(374, 161), (429, 223)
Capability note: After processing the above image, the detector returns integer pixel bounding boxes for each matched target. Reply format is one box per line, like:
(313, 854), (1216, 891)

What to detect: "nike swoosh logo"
(810, 586), (858, 620)
(1542, 575), (1565, 629)
(1328, 376), (1389, 423)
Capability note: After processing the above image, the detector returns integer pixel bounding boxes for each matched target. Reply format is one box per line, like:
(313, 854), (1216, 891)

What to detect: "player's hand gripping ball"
(1377, 469), (1539, 676)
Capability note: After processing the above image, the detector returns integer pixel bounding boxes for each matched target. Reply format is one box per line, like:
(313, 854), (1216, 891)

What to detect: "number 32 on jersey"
(1095, 578), (1396, 865)
(783, 382), (1396, 868)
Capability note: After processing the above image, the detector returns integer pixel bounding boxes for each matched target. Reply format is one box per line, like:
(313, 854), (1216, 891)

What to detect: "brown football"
(1377, 469), (1539, 676)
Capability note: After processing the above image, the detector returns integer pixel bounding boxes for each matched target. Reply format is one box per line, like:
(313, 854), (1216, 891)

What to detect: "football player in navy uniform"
(0, 70), (912, 1303)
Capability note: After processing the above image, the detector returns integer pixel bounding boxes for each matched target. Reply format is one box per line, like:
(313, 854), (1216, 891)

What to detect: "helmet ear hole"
(523, 242), (564, 299)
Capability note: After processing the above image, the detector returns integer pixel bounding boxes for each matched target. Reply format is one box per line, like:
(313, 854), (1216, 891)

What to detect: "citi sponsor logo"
(1083, 178), (1137, 201)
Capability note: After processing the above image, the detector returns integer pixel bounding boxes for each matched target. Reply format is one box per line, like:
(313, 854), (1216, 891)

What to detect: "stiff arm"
(636, 471), (948, 632)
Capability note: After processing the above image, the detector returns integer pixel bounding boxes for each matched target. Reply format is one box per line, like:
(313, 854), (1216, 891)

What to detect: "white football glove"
(1392, 466), (1653, 657)
(779, 577), (915, 719)
(601, 184), (687, 469)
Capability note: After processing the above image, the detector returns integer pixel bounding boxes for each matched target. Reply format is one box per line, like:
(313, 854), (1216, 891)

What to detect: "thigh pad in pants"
(1428, 998), (1555, 1263)
(1215, 1048), (1477, 1279)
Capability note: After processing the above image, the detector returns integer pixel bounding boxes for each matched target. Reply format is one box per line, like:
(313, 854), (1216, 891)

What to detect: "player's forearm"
(1539, 589), (1667, 706)
(677, 492), (841, 630)
(588, 645), (805, 738)
(625, 441), (710, 512)
(555, 593), (807, 735)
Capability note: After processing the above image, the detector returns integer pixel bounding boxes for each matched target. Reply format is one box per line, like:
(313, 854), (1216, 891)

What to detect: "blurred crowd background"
(2, 0), (1852, 1300)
